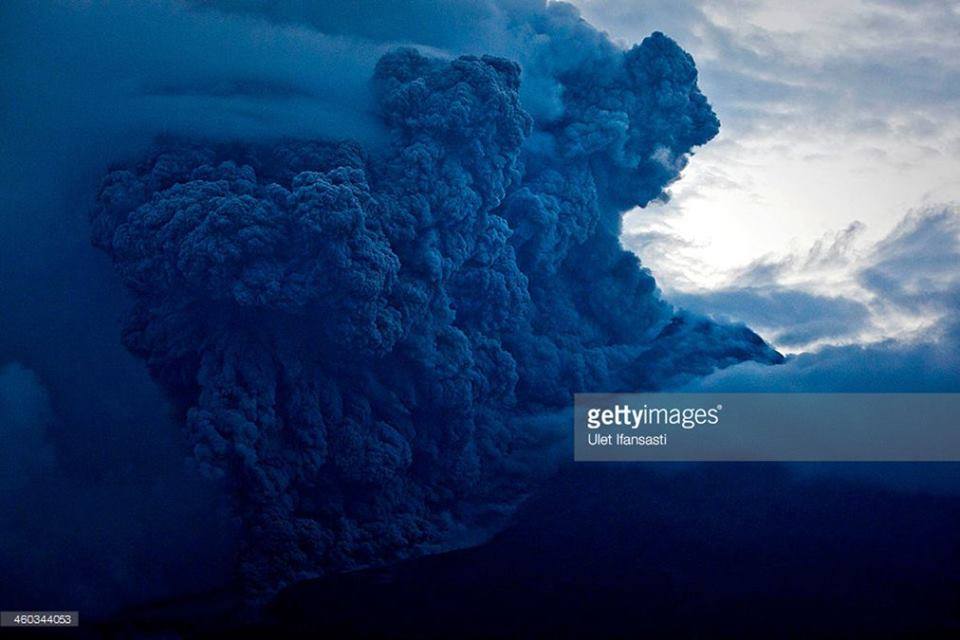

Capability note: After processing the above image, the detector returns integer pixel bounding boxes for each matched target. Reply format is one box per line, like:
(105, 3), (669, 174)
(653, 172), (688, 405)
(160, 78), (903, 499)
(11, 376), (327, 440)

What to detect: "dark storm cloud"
(85, 3), (780, 597)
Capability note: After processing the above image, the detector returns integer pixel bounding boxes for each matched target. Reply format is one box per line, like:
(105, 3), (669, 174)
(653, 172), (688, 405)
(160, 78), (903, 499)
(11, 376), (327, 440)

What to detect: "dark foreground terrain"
(94, 464), (960, 639)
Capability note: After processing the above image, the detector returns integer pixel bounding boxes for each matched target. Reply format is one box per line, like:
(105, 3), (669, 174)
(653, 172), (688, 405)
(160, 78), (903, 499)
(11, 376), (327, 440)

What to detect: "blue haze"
(1, 0), (957, 618)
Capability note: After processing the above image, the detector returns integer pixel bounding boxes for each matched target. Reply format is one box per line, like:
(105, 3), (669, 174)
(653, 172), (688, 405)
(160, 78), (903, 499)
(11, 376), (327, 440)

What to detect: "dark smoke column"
(91, 22), (780, 596)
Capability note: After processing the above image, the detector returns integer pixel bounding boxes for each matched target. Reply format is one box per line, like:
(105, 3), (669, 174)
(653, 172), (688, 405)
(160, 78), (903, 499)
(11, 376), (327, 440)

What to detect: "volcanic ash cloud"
(91, 21), (780, 595)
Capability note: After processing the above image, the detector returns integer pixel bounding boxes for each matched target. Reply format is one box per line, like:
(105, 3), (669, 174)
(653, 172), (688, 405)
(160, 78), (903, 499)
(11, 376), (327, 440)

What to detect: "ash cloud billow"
(89, 3), (780, 595)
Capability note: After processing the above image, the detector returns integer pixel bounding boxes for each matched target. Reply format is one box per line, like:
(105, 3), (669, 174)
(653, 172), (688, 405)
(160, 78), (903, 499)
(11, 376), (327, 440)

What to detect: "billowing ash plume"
(90, 5), (780, 595)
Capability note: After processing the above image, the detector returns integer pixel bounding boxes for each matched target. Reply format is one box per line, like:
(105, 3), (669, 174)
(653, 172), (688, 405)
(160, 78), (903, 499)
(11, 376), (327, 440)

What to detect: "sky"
(0, 0), (958, 614)
(572, 0), (960, 350)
